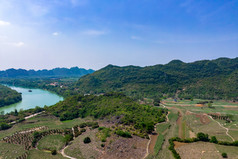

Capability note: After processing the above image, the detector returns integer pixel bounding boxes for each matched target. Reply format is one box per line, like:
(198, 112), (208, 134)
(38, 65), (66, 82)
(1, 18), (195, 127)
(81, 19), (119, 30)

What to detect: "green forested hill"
(48, 92), (166, 134)
(76, 57), (238, 100)
(0, 85), (22, 107)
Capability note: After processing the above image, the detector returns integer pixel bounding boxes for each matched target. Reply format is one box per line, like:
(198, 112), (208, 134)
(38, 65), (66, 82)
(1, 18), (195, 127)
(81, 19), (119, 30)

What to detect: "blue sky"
(0, 0), (237, 70)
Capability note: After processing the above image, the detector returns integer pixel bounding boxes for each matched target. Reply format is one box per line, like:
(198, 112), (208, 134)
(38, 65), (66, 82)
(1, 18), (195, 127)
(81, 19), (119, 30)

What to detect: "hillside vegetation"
(0, 85), (22, 107)
(47, 92), (167, 134)
(76, 57), (238, 100)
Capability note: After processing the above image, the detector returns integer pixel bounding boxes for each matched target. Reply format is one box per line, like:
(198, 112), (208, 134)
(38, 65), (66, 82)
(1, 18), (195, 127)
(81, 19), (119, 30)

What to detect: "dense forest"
(76, 57), (238, 100)
(0, 67), (94, 78)
(0, 85), (22, 107)
(47, 92), (167, 134)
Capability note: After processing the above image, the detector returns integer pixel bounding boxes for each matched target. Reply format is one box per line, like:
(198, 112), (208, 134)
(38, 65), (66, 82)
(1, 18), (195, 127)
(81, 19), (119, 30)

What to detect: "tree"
(14, 109), (18, 116)
(221, 152), (227, 158)
(153, 98), (160, 106)
(197, 132), (209, 141)
(83, 137), (91, 144)
(210, 136), (218, 143)
(0, 122), (11, 130)
(51, 149), (57, 155)
(64, 134), (73, 144)
(146, 122), (155, 133)
(208, 102), (213, 108)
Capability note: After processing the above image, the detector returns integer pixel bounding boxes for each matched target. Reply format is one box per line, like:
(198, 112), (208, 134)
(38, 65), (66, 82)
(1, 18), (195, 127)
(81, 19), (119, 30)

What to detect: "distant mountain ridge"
(0, 67), (94, 78)
(76, 57), (238, 100)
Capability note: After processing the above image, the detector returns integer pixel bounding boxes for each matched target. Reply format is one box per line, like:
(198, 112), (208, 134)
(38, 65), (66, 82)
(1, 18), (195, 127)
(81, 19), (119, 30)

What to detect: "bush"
(0, 122), (11, 130)
(168, 138), (181, 159)
(116, 130), (132, 138)
(210, 136), (218, 143)
(80, 128), (86, 133)
(221, 152), (227, 158)
(64, 134), (73, 144)
(83, 137), (91, 144)
(92, 124), (99, 129)
(51, 149), (57, 155)
(101, 144), (105, 147)
(98, 127), (105, 131)
(33, 131), (40, 139)
(79, 123), (87, 128)
(197, 132), (209, 142)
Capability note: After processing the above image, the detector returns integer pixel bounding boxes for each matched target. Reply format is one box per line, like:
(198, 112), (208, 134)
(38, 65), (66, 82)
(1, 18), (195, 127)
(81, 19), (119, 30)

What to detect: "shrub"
(221, 152), (228, 158)
(98, 127), (105, 131)
(64, 134), (73, 144)
(210, 136), (218, 143)
(79, 123), (87, 128)
(83, 137), (91, 144)
(0, 122), (11, 130)
(197, 132), (209, 142)
(116, 130), (132, 138)
(80, 128), (86, 133)
(51, 149), (57, 155)
(92, 124), (99, 129)
(33, 131), (40, 139)
(101, 144), (105, 147)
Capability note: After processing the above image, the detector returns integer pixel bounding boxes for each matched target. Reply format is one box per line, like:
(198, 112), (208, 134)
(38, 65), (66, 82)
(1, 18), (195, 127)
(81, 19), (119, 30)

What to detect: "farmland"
(0, 98), (238, 159)
(157, 98), (238, 158)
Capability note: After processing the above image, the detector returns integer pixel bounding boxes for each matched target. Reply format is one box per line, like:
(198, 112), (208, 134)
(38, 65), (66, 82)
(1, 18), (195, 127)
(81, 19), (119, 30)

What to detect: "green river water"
(0, 85), (63, 114)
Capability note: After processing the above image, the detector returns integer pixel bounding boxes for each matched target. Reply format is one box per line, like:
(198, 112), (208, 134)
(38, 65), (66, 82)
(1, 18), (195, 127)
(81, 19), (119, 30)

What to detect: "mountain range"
(0, 67), (94, 78)
(76, 57), (238, 100)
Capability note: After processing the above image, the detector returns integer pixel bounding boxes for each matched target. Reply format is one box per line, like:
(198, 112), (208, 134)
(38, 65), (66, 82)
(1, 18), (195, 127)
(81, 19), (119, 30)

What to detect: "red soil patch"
(187, 111), (211, 125)
(148, 133), (159, 154)
(176, 112), (183, 138)
(195, 104), (204, 107)
(174, 141), (188, 149)
(195, 114), (210, 124)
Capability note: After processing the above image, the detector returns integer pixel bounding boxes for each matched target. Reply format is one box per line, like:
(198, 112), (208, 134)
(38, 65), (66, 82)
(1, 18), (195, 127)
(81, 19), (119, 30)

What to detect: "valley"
(0, 58), (238, 159)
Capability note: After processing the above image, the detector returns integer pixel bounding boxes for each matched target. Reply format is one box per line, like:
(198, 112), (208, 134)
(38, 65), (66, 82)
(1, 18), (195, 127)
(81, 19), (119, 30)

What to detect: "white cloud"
(52, 32), (59, 36)
(9, 42), (25, 47)
(83, 30), (106, 36)
(131, 36), (143, 40)
(0, 20), (10, 26)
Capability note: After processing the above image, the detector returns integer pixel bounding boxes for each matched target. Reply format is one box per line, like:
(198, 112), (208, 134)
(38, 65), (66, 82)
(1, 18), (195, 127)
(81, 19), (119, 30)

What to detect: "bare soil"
(101, 135), (148, 159)
(176, 112), (183, 138)
(176, 142), (224, 159)
(174, 141), (188, 149)
(148, 133), (159, 154)
(195, 114), (210, 124)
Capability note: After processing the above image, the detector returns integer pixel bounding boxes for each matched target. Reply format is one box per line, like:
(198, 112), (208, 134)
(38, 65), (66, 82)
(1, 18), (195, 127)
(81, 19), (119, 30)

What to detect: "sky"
(0, 0), (237, 70)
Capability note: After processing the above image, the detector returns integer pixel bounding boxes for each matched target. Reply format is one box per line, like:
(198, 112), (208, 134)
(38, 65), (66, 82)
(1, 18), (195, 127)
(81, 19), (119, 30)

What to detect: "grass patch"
(0, 142), (27, 159)
(154, 134), (164, 155)
(97, 127), (111, 142)
(168, 112), (179, 122)
(27, 149), (66, 159)
(156, 123), (170, 134)
(37, 135), (65, 151)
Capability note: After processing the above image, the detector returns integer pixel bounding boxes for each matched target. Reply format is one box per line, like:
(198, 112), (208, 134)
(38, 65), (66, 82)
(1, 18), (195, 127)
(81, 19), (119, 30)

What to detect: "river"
(0, 85), (63, 114)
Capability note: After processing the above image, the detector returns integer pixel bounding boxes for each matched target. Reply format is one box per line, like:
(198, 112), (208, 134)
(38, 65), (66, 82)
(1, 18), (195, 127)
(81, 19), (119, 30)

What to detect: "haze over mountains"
(0, 67), (94, 78)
